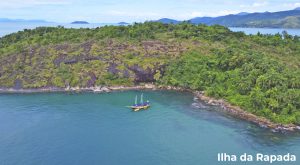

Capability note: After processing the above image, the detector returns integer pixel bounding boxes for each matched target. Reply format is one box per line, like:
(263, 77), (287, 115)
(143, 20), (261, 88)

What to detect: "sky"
(0, 0), (299, 23)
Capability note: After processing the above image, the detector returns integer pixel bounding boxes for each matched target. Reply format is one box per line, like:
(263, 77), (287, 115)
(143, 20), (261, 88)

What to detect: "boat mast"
(140, 93), (143, 104)
(135, 95), (137, 105)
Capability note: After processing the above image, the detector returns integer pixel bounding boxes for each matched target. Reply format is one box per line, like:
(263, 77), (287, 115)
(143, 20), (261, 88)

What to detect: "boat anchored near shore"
(129, 94), (150, 111)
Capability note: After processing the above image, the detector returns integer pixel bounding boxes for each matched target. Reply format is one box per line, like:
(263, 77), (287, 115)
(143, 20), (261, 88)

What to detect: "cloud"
(213, 10), (240, 16)
(240, 1), (268, 8)
(168, 9), (240, 20)
(190, 11), (203, 17)
(0, 0), (72, 9)
(105, 10), (160, 20)
(283, 2), (300, 8)
(175, 11), (203, 20)
(191, 10), (239, 17)
(253, 2), (268, 7)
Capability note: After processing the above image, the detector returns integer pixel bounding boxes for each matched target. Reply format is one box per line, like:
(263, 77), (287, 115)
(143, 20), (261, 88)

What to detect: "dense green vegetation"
(162, 51), (300, 124)
(155, 9), (300, 28)
(241, 16), (300, 28)
(0, 22), (299, 124)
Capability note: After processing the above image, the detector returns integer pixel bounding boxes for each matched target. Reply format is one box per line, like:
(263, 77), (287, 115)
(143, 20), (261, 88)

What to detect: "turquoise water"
(0, 91), (299, 165)
(0, 22), (300, 37)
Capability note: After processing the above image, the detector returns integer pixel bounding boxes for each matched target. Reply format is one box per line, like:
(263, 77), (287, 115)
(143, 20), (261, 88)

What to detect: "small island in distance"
(71, 21), (89, 24)
(118, 22), (129, 25)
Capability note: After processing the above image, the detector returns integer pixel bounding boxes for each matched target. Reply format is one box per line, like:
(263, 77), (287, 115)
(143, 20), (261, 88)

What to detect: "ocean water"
(0, 22), (300, 37)
(230, 27), (300, 36)
(0, 22), (115, 37)
(0, 91), (299, 165)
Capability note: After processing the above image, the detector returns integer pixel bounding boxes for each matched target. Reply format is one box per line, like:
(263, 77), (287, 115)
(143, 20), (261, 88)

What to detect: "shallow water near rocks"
(0, 90), (299, 165)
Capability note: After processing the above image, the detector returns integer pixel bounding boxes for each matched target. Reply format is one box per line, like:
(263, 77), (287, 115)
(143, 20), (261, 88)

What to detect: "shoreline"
(0, 84), (299, 132)
(193, 91), (300, 132)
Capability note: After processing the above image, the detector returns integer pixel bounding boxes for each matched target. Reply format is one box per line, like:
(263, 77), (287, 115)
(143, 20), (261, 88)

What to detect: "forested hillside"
(0, 22), (299, 124)
(190, 9), (300, 28)
(157, 9), (300, 28)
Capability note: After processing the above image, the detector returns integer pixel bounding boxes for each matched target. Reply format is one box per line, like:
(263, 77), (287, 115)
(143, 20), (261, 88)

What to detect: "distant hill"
(155, 18), (180, 24)
(155, 9), (300, 28)
(0, 18), (47, 23)
(118, 22), (129, 25)
(189, 17), (213, 24)
(242, 16), (300, 29)
(295, 7), (300, 10)
(189, 9), (300, 28)
(71, 21), (89, 24)
(236, 12), (250, 16)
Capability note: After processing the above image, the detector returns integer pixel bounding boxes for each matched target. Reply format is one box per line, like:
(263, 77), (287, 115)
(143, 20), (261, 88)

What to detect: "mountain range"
(1, 8), (300, 28)
(155, 8), (300, 28)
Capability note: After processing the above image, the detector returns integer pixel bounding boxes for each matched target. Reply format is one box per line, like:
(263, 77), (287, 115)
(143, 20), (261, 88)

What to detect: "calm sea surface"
(230, 27), (300, 36)
(0, 22), (115, 37)
(0, 22), (300, 37)
(0, 91), (299, 165)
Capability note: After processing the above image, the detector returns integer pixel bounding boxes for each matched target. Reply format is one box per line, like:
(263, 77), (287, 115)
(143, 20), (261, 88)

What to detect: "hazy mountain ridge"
(155, 18), (181, 24)
(156, 8), (300, 28)
(2, 8), (300, 28)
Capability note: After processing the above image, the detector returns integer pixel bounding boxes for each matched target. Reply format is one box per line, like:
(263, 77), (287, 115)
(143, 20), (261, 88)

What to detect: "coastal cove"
(0, 23), (299, 138)
(1, 84), (299, 132)
(1, 2), (300, 165)
(1, 90), (300, 165)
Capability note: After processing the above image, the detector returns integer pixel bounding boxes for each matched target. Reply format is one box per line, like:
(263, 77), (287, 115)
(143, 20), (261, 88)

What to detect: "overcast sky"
(0, 0), (299, 23)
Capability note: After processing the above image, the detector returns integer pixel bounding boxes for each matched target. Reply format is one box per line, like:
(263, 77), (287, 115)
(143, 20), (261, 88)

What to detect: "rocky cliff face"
(0, 39), (186, 88)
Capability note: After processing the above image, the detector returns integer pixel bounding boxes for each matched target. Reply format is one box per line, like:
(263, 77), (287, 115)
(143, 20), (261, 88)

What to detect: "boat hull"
(131, 105), (150, 111)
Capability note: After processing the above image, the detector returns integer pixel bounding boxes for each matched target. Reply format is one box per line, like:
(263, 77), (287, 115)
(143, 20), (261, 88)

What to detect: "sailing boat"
(130, 94), (150, 111)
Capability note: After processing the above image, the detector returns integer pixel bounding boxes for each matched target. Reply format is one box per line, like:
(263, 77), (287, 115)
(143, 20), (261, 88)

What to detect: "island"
(155, 18), (180, 24)
(0, 22), (299, 131)
(118, 22), (129, 25)
(71, 21), (89, 24)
